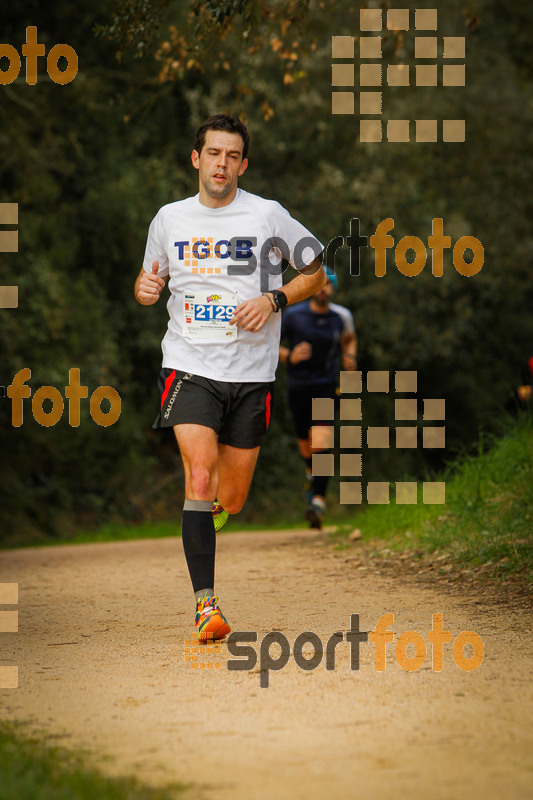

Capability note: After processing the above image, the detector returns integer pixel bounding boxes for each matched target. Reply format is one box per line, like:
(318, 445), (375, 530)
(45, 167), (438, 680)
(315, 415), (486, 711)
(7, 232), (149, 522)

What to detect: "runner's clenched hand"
(289, 342), (312, 364)
(230, 294), (273, 332)
(136, 260), (166, 305)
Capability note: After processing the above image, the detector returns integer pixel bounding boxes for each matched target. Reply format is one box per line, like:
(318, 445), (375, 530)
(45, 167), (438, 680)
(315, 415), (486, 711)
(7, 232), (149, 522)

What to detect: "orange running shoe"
(195, 595), (231, 642)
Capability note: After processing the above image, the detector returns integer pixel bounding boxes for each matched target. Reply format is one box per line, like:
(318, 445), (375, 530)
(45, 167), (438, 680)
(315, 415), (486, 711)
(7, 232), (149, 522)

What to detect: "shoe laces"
(196, 595), (219, 617)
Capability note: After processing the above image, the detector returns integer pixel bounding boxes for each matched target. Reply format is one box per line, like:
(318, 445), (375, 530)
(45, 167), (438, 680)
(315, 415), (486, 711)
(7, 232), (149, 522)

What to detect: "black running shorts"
(288, 382), (338, 441)
(153, 368), (273, 448)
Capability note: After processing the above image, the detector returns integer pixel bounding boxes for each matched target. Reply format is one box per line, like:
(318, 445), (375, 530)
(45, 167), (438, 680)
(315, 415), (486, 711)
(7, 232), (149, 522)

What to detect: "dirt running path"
(0, 531), (531, 800)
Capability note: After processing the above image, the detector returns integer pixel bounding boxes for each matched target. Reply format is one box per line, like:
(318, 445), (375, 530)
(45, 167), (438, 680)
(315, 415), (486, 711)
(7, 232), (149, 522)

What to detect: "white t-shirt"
(143, 189), (323, 382)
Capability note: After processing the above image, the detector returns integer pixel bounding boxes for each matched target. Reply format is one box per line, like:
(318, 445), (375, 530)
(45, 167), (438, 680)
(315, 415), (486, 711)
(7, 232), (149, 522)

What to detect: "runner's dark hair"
(195, 114), (250, 160)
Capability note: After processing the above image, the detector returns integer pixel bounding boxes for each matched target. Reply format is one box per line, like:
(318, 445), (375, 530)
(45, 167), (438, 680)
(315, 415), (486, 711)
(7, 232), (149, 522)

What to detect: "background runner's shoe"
(195, 595), (231, 642)
(305, 497), (326, 530)
(212, 501), (229, 532)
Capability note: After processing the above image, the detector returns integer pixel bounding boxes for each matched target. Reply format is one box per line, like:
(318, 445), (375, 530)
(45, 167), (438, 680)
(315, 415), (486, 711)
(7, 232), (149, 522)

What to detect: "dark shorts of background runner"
(153, 368), (273, 449)
(288, 382), (338, 440)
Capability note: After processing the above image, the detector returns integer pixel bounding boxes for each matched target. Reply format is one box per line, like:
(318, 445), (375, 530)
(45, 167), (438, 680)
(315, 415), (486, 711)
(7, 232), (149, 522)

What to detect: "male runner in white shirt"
(135, 114), (326, 641)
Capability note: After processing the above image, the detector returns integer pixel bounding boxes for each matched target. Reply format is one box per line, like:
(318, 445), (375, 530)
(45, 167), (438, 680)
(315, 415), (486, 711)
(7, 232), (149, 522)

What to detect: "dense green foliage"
(0, 0), (531, 540)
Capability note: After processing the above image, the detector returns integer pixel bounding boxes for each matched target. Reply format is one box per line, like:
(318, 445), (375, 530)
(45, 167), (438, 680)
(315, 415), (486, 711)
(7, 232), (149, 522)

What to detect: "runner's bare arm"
(341, 331), (357, 370)
(279, 345), (291, 363)
(134, 260), (167, 306)
(231, 258), (327, 333)
(282, 258), (328, 305)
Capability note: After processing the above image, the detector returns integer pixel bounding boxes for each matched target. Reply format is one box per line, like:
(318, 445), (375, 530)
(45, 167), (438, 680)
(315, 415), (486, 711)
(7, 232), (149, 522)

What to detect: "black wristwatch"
(270, 290), (288, 312)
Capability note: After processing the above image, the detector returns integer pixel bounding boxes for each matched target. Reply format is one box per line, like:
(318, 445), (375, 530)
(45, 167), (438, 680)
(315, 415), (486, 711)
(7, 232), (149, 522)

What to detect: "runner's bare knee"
(188, 466), (217, 500)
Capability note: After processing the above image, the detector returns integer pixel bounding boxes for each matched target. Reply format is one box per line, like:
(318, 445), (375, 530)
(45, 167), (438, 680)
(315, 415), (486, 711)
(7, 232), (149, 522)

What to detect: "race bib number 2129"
(183, 291), (238, 340)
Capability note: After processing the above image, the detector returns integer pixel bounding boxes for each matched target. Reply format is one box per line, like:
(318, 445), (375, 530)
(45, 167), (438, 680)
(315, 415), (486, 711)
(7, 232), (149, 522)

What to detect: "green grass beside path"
(0, 723), (187, 800)
(2, 415), (531, 585)
(336, 414), (533, 585)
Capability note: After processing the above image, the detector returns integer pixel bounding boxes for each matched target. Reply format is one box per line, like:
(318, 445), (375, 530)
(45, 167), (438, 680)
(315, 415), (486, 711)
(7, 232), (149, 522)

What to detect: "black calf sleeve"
(181, 500), (216, 593)
(311, 474), (330, 498)
(311, 448), (332, 498)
